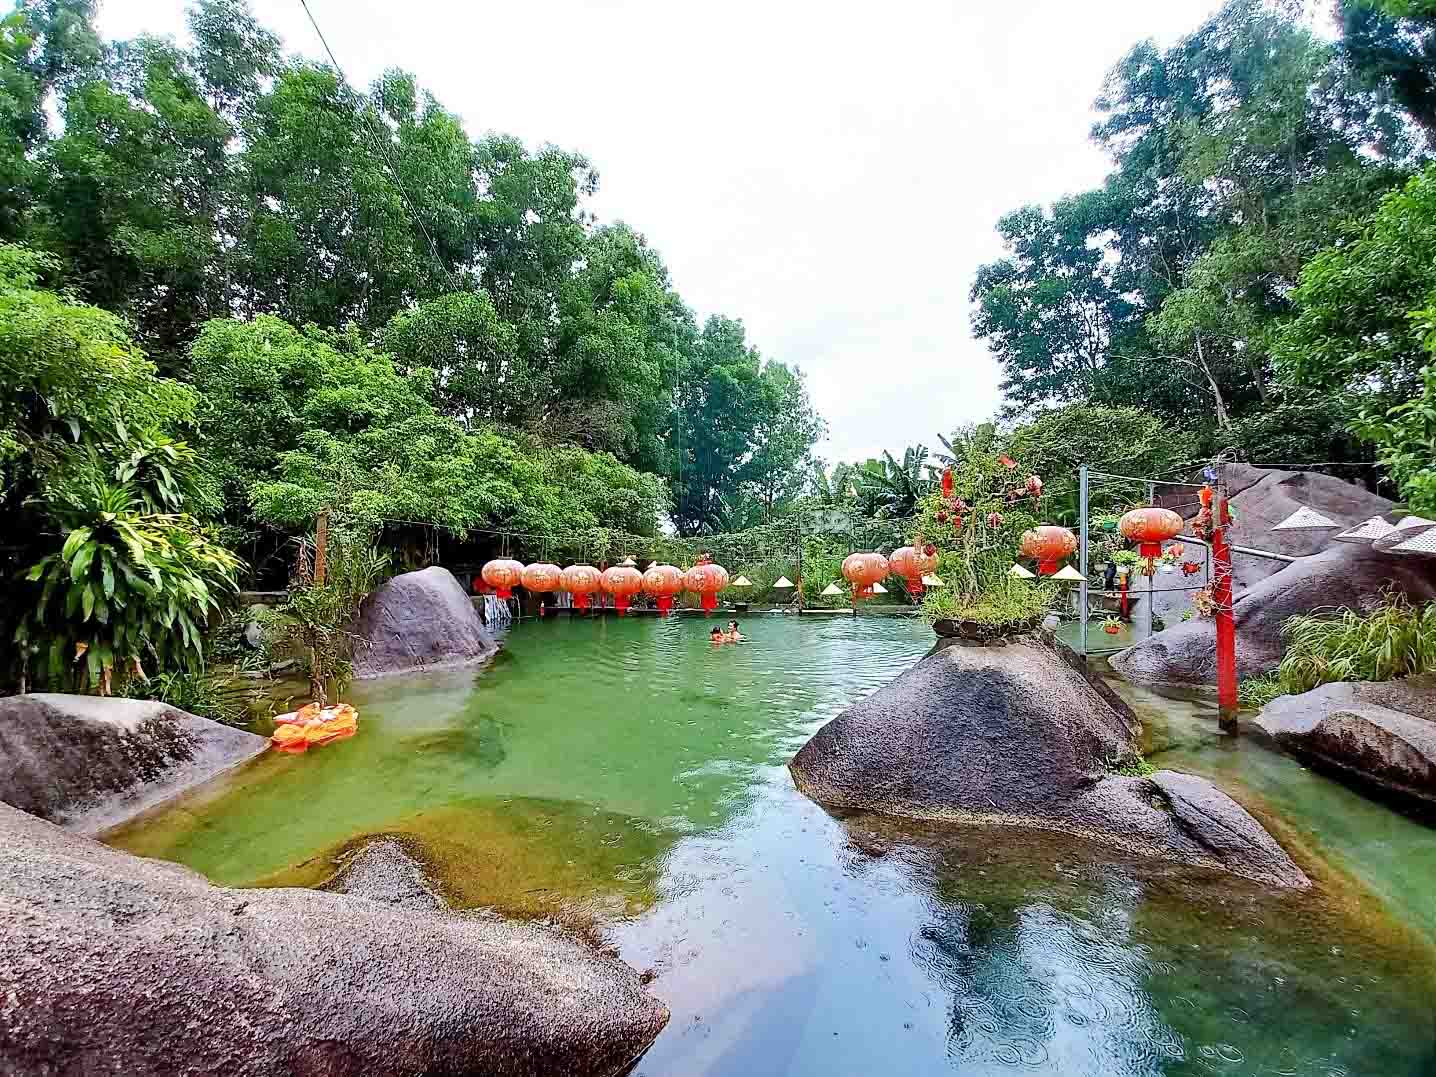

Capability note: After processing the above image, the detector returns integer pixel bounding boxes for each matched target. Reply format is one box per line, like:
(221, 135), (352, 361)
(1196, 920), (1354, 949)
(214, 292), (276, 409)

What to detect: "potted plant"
(1102, 616), (1122, 635)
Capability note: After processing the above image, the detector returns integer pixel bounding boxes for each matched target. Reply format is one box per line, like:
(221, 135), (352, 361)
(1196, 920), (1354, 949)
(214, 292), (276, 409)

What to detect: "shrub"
(121, 670), (251, 728)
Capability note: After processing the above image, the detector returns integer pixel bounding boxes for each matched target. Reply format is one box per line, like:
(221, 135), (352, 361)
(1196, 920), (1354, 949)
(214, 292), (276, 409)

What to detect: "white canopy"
(920, 573), (945, 587)
(773, 576), (795, 589)
(1271, 506), (1340, 532)
(731, 575), (753, 587)
(870, 582), (888, 594)
(1008, 563), (1036, 579)
(1051, 564), (1085, 582)
(821, 582), (844, 596)
(1334, 515), (1397, 545)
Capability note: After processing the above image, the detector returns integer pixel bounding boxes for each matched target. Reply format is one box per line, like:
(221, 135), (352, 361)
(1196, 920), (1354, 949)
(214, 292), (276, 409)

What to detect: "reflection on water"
(108, 617), (1436, 1076)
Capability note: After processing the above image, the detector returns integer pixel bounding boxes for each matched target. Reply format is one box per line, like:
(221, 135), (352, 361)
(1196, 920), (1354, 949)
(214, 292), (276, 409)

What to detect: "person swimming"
(710, 626), (725, 644)
(726, 620), (743, 641)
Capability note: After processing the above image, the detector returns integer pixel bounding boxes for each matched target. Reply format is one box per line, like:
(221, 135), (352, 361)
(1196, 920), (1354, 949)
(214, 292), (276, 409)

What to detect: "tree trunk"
(1194, 333), (1231, 429)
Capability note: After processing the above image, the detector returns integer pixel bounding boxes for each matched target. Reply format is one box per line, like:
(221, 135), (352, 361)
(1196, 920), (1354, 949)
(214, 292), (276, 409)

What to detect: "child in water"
(710, 626), (726, 644)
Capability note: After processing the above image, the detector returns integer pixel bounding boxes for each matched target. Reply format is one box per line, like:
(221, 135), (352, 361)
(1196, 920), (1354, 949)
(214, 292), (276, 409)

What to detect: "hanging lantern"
(1119, 507), (1184, 571)
(684, 562), (730, 615)
(841, 552), (889, 600)
(560, 564), (602, 610)
(1019, 526), (1077, 575)
(481, 558), (525, 599)
(642, 563), (685, 614)
(601, 565), (643, 615)
(889, 545), (939, 596)
(521, 562), (562, 595)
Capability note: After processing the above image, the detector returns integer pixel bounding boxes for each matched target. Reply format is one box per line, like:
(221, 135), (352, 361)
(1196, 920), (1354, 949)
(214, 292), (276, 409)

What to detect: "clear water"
(108, 616), (1436, 1076)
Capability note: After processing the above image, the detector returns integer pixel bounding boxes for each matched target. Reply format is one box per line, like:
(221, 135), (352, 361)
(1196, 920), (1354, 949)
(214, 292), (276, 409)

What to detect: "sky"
(101, 0), (1227, 467)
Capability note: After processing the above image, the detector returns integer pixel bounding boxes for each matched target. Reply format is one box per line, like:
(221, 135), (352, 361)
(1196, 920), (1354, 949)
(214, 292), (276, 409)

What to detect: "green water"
(108, 616), (1436, 1076)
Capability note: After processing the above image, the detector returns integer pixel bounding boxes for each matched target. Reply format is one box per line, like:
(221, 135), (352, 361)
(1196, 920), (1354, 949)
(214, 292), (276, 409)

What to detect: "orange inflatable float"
(270, 702), (359, 753)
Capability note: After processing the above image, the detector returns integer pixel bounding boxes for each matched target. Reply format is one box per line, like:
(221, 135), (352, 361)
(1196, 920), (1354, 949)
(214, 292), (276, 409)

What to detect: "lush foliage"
(971, 0), (1425, 478)
(1, 1), (823, 539)
(278, 530), (390, 706)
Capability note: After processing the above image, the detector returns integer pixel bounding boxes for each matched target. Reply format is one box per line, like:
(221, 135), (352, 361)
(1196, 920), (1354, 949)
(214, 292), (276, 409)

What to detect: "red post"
(1212, 486), (1238, 730)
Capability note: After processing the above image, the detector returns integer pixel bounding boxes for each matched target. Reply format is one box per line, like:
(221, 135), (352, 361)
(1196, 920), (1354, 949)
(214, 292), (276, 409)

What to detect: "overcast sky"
(101, 0), (1226, 466)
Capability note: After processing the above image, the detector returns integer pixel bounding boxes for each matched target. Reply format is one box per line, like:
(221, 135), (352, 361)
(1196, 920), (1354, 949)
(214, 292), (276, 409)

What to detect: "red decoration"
(889, 545), (939, 596)
(999, 454), (1017, 469)
(941, 468), (954, 498)
(1019, 526), (1077, 575)
(1119, 507), (1184, 566)
(1181, 560), (1203, 577)
(986, 512), (1003, 529)
(521, 562), (562, 594)
(481, 558), (525, 599)
(1026, 474), (1043, 499)
(642, 564), (684, 614)
(684, 562), (730, 614)
(923, 543), (937, 557)
(560, 564), (602, 610)
(841, 552), (889, 600)
(601, 565), (643, 615)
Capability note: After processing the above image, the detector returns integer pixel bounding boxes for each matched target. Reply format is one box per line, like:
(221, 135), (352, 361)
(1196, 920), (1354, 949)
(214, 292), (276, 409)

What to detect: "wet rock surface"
(790, 639), (1307, 888)
(0, 802), (669, 1077)
(352, 566), (498, 679)
(0, 693), (265, 834)
(1255, 676), (1436, 808)
(1113, 541), (1436, 688)
(323, 836), (446, 911)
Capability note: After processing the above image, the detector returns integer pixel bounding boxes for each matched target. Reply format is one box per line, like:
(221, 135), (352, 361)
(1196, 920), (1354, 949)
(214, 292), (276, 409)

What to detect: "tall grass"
(1278, 594), (1436, 693)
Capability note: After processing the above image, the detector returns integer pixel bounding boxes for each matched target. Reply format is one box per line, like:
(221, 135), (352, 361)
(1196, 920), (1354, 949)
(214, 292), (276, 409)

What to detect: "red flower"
(1025, 474), (1043, 498)
(941, 468), (954, 498)
(936, 510), (948, 522)
(952, 516), (963, 530)
(999, 454), (1017, 469)
(924, 543), (937, 557)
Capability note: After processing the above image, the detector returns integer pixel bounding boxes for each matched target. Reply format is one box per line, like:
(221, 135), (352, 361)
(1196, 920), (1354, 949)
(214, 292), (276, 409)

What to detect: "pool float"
(270, 702), (359, 753)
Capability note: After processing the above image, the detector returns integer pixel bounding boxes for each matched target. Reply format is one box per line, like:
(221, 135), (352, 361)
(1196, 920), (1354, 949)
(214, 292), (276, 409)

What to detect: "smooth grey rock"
(1255, 676), (1436, 807)
(0, 803), (669, 1077)
(0, 694), (266, 834)
(352, 566), (498, 679)
(1149, 465), (1396, 624)
(1112, 541), (1436, 689)
(243, 619), (264, 649)
(789, 640), (1307, 887)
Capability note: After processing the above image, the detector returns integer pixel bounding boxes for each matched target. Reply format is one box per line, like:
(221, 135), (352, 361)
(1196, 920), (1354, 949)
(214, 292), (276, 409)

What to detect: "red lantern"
(842, 552), (889, 600)
(684, 562), (730, 615)
(889, 545), (938, 596)
(941, 468), (954, 498)
(560, 564), (602, 610)
(481, 558), (525, 599)
(1119, 507), (1184, 563)
(522, 562), (562, 594)
(1019, 526), (1077, 575)
(642, 564), (684, 614)
(601, 565), (643, 615)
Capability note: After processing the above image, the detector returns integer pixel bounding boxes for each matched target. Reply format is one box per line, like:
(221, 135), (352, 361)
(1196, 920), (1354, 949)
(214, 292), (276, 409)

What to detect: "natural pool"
(109, 616), (1436, 1076)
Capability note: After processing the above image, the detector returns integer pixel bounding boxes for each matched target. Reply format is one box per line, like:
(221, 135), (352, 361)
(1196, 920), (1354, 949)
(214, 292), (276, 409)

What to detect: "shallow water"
(109, 616), (1436, 1076)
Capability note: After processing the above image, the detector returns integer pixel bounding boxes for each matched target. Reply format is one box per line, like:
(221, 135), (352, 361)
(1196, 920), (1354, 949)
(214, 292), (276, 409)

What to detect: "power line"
(295, 0), (453, 289)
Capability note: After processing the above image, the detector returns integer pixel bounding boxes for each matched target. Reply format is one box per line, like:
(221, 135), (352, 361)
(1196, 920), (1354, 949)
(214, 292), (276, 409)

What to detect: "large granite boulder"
(0, 803), (668, 1076)
(789, 639), (1307, 888)
(0, 694), (265, 834)
(1149, 464), (1396, 624)
(1113, 542), (1436, 688)
(1255, 676), (1436, 808)
(352, 566), (498, 679)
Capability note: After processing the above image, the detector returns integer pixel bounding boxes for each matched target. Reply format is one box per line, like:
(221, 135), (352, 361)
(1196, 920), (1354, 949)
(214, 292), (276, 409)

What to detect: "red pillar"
(1212, 486), (1238, 729)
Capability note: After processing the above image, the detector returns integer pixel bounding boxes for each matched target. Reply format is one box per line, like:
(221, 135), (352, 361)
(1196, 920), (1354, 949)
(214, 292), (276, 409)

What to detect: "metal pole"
(1213, 482), (1239, 732)
(1078, 465), (1089, 657)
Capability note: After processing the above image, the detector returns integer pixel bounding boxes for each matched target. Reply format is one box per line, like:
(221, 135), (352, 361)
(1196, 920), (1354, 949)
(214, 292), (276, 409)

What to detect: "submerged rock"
(322, 836), (446, 911)
(1255, 676), (1436, 809)
(352, 566), (498, 679)
(0, 802), (669, 1077)
(0, 693), (265, 834)
(789, 639), (1307, 888)
(1113, 542), (1436, 688)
